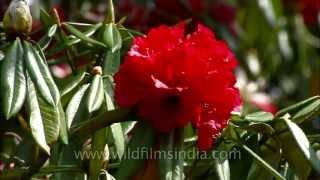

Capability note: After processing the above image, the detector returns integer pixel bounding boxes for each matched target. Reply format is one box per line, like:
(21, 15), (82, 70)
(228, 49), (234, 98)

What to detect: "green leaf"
(40, 9), (54, 28)
(103, 24), (122, 52)
(158, 129), (184, 180)
(104, 82), (126, 159)
(65, 84), (90, 128)
(86, 75), (104, 113)
(48, 24), (58, 37)
(116, 122), (155, 180)
(242, 144), (285, 180)
(214, 159), (230, 180)
(1, 38), (26, 119)
(23, 41), (60, 106)
(38, 24), (57, 51)
(58, 102), (68, 144)
(276, 96), (320, 118)
(103, 50), (120, 75)
(274, 116), (313, 179)
(283, 116), (320, 173)
(60, 72), (86, 97)
(27, 77), (61, 155)
(46, 23), (102, 57)
(110, 123), (125, 159)
(292, 99), (320, 124)
(102, 75), (126, 159)
(257, 0), (277, 27)
(63, 23), (106, 48)
(38, 35), (52, 51)
(245, 111), (274, 122)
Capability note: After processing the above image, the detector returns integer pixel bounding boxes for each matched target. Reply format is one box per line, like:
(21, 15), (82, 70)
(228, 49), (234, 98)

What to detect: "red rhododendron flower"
(115, 23), (241, 150)
(299, 0), (320, 25)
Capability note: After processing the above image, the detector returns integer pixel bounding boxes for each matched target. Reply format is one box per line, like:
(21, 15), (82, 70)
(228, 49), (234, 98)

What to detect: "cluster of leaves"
(0, 0), (319, 180)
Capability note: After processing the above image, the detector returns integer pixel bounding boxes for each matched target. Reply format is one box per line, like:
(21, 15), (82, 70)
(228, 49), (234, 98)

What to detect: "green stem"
(104, 0), (115, 24)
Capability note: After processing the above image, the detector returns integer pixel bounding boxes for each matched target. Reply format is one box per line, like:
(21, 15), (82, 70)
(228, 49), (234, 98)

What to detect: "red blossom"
(115, 23), (241, 150)
(299, 0), (320, 25)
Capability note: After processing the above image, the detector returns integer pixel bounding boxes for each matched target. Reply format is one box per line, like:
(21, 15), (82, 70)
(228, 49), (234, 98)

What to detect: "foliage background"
(0, 0), (319, 180)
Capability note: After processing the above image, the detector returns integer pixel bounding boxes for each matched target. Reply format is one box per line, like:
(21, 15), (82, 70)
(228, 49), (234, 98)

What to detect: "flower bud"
(3, 0), (32, 36)
(91, 66), (103, 76)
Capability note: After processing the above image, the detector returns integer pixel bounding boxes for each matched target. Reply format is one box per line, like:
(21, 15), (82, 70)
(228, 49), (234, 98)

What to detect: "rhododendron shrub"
(115, 23), (240, 150)
(0, 0), (320, 180)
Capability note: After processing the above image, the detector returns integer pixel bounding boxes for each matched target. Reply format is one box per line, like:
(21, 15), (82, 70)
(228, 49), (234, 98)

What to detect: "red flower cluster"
(300, 0), (320, 25)
(115, 23), (241, 150)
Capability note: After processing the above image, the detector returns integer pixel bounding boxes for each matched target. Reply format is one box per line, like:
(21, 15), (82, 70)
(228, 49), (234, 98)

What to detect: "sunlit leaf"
(63, 23), (106, 48)
(245, 111), (274, 122)
(103, 24), (122, 52)
(1, 38), (26, 119)
(23, 41), (60, 106)
(215, 159), (230, 180)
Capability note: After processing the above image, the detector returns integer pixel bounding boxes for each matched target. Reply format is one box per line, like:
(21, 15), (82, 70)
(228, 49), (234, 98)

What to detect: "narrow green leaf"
(102, 76), (126, 159)
(40, 9), (54, 28)
(60, 72), (86, 97)
(65, 84), (90, 128)
(245, 111), (274, 122)
(65, 22), (96, 27)
(48, 24), (58, 37)
(282, 116), (320, 172)
(215, 159), (230, 180)
(46, 23), (102, 57)
(116, 122), (155, 180)
(242, 145), (285, 180)
(292, 99), (320, 124)
(23, 41), (60, 106)
(103, 24), (122, 52)
(38, 35), (52, 51)
(38, 24), (57, 50)
(1, 38), (26, 119)
(58, 102), (68, 144)
(86, 75), (104, 113)
(103, 50), (120, 75)
(257, 0), (277, 27)
(26, 78), (53, 155)
(65, 74), (107, 132)
(104, 82), (126, 159)
(110, 123), (125, 159)
(63, 23), (106, 48)
(28, 78), (60, 146)
(0, 51), (4, 61)
(276, 96), (320, 118)
(275, 121), (311, 179)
